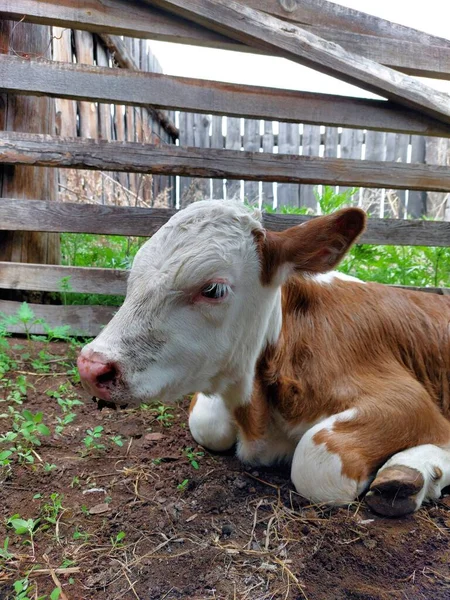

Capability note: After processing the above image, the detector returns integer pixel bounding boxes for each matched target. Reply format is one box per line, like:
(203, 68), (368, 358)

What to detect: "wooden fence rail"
(1, 199), (449, 245)
(1, 133), (450, 193)
(0, 198), (449, 335)
(1, 54), (449, 138)
(2, 0), (450, 80)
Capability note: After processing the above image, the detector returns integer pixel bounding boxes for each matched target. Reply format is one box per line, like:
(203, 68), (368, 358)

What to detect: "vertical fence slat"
(299, 124), (321, 210)
(324, 127), (338, 158)
(243, 119), (260, 205)
(262, 121), (274, 207)
(277, 122), (299, 208)
(363, 131), (386, 215)
(409, 135), (427, 217)
(74, 31), (98, 139)
(226, 117), (241, 200)
(211, 115), (224, 199)
(179, 111), (194, 207)
(426, 137), (450, 220)
(53, 27), (78, 205)
(193, 113), (211, 200)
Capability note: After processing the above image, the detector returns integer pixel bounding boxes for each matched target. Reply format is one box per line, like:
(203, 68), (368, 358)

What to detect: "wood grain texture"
(1, 262), (447, 300)
(2, 132), (450, 193)
(2, 0), (450, 79)
(0, 299), (117, 336)
(1, 198), (449, 247)
(146, 0), (450, 125)
(0, 262), (127, 295)
(1, 54), (449, 138)
(98, 33), (178, 140)
(0, 20), (59, 267)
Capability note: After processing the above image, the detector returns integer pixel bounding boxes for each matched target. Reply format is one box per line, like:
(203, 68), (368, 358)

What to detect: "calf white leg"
(188, 393), (237, 452)
(291, 411), (370, 506)
(366, 444), (450, 517)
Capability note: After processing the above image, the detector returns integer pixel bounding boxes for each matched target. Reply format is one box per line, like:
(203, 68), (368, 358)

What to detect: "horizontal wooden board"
(0, 262), (128, 295)
(0, 300), (117, 336)
(392, 285), (450, 296)
(1, 199), (449, 247)
(1, 261), (449, 298)
(2, 132), (450, 193)
(148, 0), (450, 126)
(1, 55), (449, 137)
(2, 0), (450, 79)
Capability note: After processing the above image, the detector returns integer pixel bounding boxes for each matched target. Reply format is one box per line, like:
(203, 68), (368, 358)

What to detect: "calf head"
(77, 201), (365, 408)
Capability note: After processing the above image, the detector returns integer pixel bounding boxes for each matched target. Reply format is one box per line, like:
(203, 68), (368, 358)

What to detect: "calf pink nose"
(77, 351), (120, 400)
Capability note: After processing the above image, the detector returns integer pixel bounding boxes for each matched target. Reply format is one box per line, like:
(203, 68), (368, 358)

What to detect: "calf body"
(78, 201), (450, 516)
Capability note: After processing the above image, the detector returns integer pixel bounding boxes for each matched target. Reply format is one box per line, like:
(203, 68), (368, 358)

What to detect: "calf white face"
(77, 201), (275, 407)
(77, 201), (365, 408)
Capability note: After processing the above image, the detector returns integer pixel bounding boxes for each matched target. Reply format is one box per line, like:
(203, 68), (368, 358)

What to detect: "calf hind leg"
(366, 444), (450, 517)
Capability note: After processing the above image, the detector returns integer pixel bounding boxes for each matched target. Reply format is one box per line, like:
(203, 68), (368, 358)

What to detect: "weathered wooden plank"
(1, 199), (449, 248)
(299, 124), (321, 210)
(243, 119), (260, 204)
(0, 20), (59, 268)
(0, 198), (176, 236)
(95, 37), (113, 143)
(426, 137), (450, 221)
(253, 0), (450, 47)
(3, 0), (450, 80)
(409, 136), (427, 218)
(99, 33), (178, 140)
(0, 262), (127, 295)
(211, 116), (224, 199)
(73, 30), (98, 140)
(147, 0), (450, 125)
(262, 121), (274, 207)
(178, 112), (194, 207)
(324, 127), (338, 159)
(0, 299), (117, 336)
(339, 128), (363, 199)
(2, 54), (450, 138)
(277, 122), (300, 208)
(225, 117), (241, 200)
(363, 130), (387, 216)
(392, 285), (450, 296)
(1, 263), (447, 301)
(3, 132), (450, 193)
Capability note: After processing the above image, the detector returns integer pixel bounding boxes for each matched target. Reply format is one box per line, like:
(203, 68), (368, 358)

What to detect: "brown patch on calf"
(235, 270), (450, 478)
(189, 393), (198, 414)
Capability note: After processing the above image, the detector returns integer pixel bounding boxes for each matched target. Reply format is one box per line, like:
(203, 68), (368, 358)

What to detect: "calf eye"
(201, 283), (229, 300)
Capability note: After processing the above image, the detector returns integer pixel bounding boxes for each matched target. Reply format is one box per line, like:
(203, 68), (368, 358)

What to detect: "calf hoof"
(365, 465), (424, 517)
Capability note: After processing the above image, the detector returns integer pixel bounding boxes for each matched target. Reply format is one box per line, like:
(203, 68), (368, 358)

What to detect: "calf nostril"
(96, 363), (119, 387)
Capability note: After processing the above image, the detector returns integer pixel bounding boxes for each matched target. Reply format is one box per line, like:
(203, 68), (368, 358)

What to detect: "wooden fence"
(52, 27), (177, 209)
(0, 0), (450, 335)
(178, 116), (450, 219)
(0, 198), (449, 335)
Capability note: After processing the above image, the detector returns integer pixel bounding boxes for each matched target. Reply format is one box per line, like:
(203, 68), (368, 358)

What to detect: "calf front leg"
(291, 375), (450, 513)
(188, 393), (237, 451)
(366, 444), (450, 516)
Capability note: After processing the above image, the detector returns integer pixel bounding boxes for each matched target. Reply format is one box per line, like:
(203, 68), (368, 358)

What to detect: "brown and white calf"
(77, 201), (450, 516)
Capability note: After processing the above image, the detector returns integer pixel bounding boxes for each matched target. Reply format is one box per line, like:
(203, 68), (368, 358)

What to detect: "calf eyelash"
(201, 282), (230, 300)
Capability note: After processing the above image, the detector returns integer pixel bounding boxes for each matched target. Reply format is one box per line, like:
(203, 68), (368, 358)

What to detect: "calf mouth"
(92, 396), (129, 411)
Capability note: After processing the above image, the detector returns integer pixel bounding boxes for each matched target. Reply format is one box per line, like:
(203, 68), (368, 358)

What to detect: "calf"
(77, 201), (450, 516)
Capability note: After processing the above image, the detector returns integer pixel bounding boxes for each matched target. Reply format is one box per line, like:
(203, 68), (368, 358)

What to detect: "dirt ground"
(1, 339), (450, 600)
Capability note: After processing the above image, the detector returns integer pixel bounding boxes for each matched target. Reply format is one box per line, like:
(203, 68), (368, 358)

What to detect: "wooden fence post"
(0, 20), (59, 284)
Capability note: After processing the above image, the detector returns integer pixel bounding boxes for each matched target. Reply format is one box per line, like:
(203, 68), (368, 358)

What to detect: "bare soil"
(1, 339), (450, 600)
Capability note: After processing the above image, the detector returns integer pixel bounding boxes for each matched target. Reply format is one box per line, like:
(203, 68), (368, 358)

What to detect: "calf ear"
(258, 208), (366, 285)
